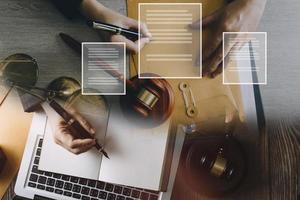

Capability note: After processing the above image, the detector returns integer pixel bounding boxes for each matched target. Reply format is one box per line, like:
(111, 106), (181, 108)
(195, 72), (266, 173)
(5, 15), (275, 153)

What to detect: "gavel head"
(132, 79), (166, 118)
(185, 134), (246, 196)
(120, 75), (174, 127)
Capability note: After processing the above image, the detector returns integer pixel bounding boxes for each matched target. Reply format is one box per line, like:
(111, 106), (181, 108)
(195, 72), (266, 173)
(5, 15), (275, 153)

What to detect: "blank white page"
(99, 98), (171, 191)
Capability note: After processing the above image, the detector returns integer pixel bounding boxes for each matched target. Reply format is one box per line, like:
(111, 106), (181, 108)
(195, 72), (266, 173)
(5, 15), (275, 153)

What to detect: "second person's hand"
(190, 0), (267, 78)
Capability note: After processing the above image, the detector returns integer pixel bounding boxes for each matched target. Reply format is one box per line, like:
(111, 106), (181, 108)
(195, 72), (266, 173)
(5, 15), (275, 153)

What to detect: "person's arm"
(191, 0), (267, 78)
(51, 0), (151, 53)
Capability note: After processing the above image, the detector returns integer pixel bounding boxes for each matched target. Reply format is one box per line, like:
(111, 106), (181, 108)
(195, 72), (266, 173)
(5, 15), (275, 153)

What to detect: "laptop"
(14, 109), (187, 200)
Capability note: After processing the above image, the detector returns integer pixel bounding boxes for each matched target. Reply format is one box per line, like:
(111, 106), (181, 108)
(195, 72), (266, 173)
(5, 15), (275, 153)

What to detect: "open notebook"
(39, 97), (171, 191)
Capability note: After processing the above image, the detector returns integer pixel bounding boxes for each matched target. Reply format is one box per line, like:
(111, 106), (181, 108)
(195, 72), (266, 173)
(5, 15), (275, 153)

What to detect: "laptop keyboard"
(27, 138), (159, 200)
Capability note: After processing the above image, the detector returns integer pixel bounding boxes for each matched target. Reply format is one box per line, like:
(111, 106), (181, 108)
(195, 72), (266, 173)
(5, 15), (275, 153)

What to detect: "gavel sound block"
(183, 134), (246, 196)
(120, 73), (174, 127)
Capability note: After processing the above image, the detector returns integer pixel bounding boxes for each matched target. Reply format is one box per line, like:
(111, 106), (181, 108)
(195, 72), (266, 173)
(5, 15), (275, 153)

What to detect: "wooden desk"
(1, 0), (299, 200)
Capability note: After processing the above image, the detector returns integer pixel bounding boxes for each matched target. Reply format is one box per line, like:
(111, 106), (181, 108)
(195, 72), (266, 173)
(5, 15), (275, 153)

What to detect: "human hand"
(190, 0), (267, 78)
(101, 8), (152, 53)
(81, 0), (152, 53)
(42, 103), (96, 155)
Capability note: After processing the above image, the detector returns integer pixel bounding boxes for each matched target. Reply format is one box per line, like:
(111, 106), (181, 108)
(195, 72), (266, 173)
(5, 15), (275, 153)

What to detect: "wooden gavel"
(101, 64), (172, 119)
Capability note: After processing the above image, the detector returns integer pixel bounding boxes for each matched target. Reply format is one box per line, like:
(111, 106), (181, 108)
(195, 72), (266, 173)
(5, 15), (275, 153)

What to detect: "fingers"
(203, 29), (223, 60)
(204, 27), (249, 77)
(113, 17), (151, 52)
(112, 18), (151, 53)
(69, 139), (96, 154)
(111, 34), (150, 54)
(54, 122), (74, 146)
(46, 104), (97, 155)
(140, 22), (152, 38)
(139, 37), (151, 50)
(53, 121), (96, 155)
(190, 8), (223, 29)
(200, 40), (242, 78)
(190, 8), (224, 65)
(189, 19), (201, 29)
(69, 109), (96, 136)
(203, 44), (223, 76)
(204, 35), (239, 76)
(111, 35), (137, 52)
(125, 19), (152, 38)
(210, 52), (230, 78)
(203, 42), (234, 78)
(210, 62), (224, 78)
(70, 138), (96, 149)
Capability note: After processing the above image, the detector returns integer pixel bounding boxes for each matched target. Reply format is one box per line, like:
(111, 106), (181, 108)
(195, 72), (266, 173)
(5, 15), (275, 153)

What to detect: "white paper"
(99, 98), (170, 191)
(39, 111), (104, 180)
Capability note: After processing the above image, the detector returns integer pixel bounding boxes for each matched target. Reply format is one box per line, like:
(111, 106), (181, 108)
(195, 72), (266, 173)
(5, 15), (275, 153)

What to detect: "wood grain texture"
(258, 0), (300, 199)
(268, 117), (300, 200)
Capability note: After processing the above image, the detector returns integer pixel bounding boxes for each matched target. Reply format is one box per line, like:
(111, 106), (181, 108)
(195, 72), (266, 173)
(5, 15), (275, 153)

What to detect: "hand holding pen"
(8, 75), (109, 158)
(42, 101), (109, 158)
(88, 19), (152, 54)
(80, 0), (151, 53)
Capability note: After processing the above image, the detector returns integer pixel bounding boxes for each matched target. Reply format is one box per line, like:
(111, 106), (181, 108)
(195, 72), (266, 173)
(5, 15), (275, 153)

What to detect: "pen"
(87, 20), (141, 41)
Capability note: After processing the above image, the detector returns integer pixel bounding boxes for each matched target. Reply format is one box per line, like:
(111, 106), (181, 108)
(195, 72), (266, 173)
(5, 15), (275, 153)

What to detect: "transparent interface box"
(223, 32), (267, 85)
(139, 3), (202, 79)
(82, 43), (126, 95)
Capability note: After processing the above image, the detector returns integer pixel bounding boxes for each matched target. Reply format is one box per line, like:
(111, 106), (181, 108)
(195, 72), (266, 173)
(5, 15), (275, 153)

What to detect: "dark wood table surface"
(1, 0), (299, 200)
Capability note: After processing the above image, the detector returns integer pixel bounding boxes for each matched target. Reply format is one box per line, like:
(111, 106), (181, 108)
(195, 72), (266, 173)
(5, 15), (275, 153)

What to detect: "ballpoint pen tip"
(102, 151), (110, 159)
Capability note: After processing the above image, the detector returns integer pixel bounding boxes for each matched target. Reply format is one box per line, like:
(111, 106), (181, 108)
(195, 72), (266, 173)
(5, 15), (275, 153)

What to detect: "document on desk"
(138, 3), (202, 78)
(39, 97), (171, 191)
